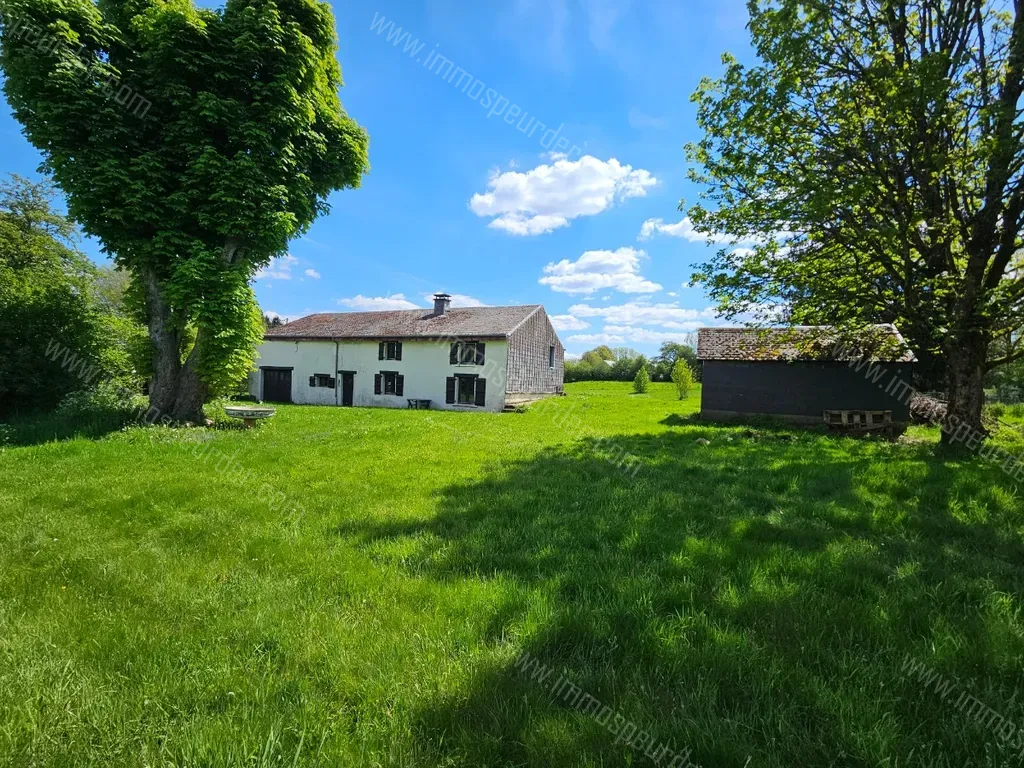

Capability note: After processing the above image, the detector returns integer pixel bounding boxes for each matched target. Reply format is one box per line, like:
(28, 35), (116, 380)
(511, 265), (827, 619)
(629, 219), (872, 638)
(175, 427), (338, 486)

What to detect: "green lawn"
(2, 382), (1023, 767)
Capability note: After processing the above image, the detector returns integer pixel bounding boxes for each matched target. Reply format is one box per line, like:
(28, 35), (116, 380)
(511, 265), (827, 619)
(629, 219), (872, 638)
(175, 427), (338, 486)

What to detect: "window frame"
(456, 374), (476, 404)
(549, 345), (556, 369)
(458, 342), (477, 364)
(450, 340), (485, 366)
(374, 370), (404, 397)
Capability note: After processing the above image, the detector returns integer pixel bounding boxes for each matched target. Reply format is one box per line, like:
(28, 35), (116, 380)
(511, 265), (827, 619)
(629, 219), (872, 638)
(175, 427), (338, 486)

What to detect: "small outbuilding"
(696, 325), (917, 430)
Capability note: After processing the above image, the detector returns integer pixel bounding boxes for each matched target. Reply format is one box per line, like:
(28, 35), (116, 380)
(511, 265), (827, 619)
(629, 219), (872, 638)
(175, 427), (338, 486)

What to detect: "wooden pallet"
(823, 409), (894, 437)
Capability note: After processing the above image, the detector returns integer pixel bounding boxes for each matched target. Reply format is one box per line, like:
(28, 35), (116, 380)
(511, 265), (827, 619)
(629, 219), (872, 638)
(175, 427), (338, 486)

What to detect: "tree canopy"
(687, 0), (1024, 439)
(0, 0), (369, 421)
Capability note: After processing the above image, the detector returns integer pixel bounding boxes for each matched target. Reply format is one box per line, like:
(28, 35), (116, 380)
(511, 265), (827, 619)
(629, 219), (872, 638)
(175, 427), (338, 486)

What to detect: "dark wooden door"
(262, 368), (292, 403)
(341, 373), (354, 406)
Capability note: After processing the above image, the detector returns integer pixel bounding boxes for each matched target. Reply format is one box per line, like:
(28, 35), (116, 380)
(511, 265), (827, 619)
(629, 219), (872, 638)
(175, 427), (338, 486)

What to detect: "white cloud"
(539, 247), (662, 295)
(569, 300), (718, 326)
(470, 155), (657, 235)
(637, 216), (737, 243)
(422, 292), (488, 308)
(566, 332), (626, 345)
(337, 294), (422, 311)
(561, 300), (730, 348)
(550, 314), (590, 331)
(256, 253), (298, 281)
(567, 326), (700, 345)
(564, 351), (582, 361)
(604, 324), (701, 340)
(304, 268), (321, 279)
(638, 217), (790, 249)
(667, 291), (678, 297)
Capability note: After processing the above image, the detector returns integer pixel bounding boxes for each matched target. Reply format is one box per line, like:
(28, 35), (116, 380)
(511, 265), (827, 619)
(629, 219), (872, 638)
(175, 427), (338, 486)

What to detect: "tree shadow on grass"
(334, 432), (1024, 767)
(1, 407), (135, 446)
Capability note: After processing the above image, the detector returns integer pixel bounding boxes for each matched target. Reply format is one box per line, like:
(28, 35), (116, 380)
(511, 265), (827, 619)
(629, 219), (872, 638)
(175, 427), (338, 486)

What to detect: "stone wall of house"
(506, 308), (564, 394)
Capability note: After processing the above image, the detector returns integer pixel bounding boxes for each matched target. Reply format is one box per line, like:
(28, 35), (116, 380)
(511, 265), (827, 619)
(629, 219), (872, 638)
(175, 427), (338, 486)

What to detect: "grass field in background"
(1, 382), (1023, 766)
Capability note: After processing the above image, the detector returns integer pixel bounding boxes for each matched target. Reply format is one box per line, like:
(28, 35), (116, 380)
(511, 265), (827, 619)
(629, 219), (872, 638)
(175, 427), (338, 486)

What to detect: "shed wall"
(701, 360), (914, 423)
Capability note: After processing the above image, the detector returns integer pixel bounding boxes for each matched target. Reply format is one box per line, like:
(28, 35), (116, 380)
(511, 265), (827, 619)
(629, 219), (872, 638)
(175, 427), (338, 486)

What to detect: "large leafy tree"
(687, 0), (1024, 441)
(0, 0), (369, 422)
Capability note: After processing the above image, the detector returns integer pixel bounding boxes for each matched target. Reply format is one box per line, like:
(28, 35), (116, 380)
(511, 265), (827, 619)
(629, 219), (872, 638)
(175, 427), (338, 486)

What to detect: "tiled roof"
(697, 324), (917, 363)
(265, 305), (542, 340)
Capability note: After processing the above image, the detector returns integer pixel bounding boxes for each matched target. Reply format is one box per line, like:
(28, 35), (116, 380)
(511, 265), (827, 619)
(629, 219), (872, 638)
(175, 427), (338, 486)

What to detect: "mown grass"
(1, 382), (1023, 767)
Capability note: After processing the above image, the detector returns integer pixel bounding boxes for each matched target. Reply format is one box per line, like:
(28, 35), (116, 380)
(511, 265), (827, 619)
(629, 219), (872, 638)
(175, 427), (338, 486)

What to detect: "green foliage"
(652, 341), (700, 382)
(686, 0), (1024, 400)
(632, 363), (650, 394)
(95, 311), (150, 390)
(0, 175), (152, 414)
(986, 402), (1006, 420)
(671, 359), (694, 399)
(0, 0), (369, 413)
(565, 347), (648, 383)
(54, 379), (146, 421)
(0, 175), (101, 413)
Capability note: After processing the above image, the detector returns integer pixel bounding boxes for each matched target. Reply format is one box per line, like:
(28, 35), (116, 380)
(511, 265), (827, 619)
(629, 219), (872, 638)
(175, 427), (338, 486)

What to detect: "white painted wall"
(248, 338), (510, 412)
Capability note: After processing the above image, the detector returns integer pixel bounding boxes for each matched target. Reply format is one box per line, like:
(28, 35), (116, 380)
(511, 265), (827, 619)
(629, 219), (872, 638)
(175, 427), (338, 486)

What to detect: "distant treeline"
(565, 342), (701, 384)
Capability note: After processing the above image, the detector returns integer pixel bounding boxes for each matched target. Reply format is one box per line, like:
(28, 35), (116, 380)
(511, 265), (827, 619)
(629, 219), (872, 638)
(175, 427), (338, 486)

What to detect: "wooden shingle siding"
(506, 308), (564, 394)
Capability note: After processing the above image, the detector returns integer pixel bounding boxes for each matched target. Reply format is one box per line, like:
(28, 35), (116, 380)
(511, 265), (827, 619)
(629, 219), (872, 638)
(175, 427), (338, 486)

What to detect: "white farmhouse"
(249, 294), (564, 412)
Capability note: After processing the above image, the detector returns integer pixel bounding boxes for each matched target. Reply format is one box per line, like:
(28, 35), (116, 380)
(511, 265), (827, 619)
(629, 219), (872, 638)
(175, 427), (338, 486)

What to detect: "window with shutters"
(446, 374), (487, 406)
(378, 341), (402, 361)
(375, 371), (404, 396)
(309, 373), (335, 388)
(449, 341), (485, 365)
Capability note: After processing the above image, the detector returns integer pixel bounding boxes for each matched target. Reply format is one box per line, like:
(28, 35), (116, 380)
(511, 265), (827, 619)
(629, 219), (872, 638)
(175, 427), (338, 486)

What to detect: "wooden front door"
(340, 372), (354, 407)
(262, 368), (292, 403)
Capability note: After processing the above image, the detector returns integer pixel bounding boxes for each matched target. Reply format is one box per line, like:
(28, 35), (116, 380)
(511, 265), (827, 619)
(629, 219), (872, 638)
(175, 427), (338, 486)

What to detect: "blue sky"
(0, 0), (755, 358)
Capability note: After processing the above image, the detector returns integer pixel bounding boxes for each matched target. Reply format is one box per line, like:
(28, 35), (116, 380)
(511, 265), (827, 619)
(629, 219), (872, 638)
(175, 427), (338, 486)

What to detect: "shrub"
(986, 402), (1006, 420)
(671, 359), (694, 400)
(1010, 403), (1024, 419)
(55, 381), (146, 421)
(633, 364), (650, 394)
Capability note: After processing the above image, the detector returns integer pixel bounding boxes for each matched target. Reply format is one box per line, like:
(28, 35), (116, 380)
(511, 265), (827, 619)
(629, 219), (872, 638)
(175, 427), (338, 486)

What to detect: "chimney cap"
(432, 292), (452, 316)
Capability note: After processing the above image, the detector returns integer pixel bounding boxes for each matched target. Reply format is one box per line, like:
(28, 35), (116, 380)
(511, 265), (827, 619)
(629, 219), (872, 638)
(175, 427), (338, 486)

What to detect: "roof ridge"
(263, 303), (548, 341)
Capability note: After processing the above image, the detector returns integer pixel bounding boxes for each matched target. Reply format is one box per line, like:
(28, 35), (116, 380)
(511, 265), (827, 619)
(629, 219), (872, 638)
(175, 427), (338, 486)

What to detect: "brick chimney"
(432, 292), (452, 317)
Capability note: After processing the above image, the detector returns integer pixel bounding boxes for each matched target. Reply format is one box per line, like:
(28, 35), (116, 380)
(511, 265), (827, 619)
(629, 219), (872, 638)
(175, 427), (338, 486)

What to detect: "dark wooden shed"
(697, 325), (917, 429)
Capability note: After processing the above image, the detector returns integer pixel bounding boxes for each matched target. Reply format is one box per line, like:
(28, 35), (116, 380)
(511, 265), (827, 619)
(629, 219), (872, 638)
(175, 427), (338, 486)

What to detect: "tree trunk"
(941, 329), (988, 445)
(143, 267), (207, 424)
(173, 332), (209, 424)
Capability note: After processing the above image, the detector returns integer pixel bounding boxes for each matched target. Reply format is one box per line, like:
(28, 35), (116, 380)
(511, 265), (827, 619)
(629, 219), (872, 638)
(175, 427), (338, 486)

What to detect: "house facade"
(697, 325), (917, 427)
(249, 294), (564, 412)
